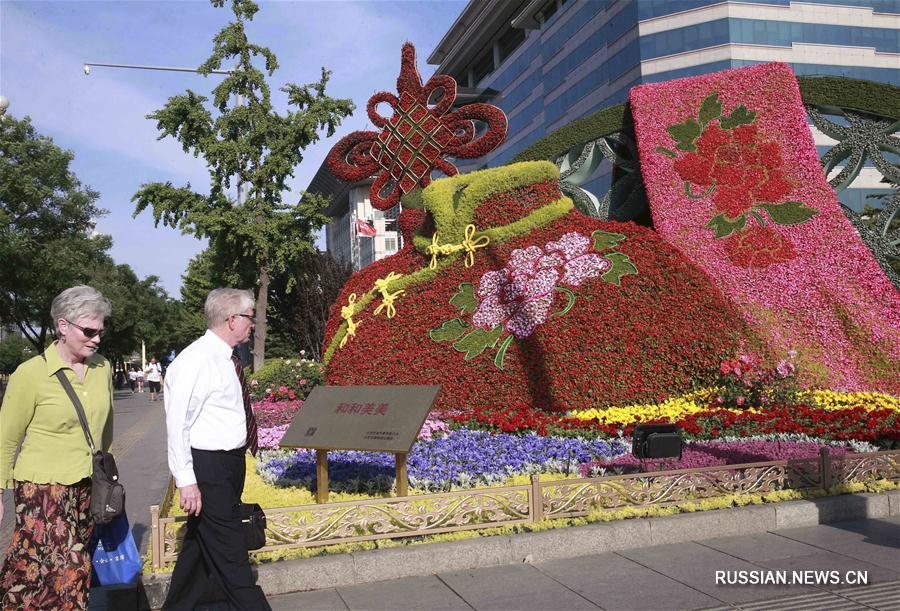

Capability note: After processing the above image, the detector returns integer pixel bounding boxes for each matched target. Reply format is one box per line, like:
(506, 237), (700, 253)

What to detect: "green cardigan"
(1, 342), (113, 488)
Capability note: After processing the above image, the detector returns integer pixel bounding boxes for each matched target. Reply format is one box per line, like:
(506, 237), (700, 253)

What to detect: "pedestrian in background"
(128, 366), (137, 393)
(0, 285), (114, 610)
(136, 367), (144, 393)
(162, 288), (268, 611)
(145, 356), (163, 401)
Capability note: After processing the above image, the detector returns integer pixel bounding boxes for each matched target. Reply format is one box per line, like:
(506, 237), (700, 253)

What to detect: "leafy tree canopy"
(132, 0), (355, 368)
(0, 115), (111, 350)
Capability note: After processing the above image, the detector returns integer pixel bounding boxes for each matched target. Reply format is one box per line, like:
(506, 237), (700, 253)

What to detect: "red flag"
(355, 218), (377, 237)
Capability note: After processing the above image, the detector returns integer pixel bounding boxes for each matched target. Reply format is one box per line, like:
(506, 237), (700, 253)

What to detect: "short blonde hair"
(51, 285), (112, 332)
(204, 288), (255, 328)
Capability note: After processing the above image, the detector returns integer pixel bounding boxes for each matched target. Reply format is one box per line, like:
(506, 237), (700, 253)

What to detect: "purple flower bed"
(257, 428), (629, 493)
(578, 439), (853, 477)
(253, 400), (303, 429)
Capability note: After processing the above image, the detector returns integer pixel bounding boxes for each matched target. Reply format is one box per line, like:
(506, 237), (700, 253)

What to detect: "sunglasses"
(66, 320), (106, 339)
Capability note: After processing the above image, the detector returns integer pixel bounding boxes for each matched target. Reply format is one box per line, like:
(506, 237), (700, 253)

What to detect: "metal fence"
(149, 447), (899, 571)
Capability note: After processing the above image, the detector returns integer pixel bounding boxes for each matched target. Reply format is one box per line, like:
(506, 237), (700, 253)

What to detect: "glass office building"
(428, 0), (899, 211)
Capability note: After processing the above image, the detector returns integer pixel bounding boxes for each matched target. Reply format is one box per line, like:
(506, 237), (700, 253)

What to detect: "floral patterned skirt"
(0, 479), (93, 611)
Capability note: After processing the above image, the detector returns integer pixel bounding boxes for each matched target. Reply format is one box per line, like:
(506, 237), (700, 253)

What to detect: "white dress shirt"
(164, 330), (248, 487)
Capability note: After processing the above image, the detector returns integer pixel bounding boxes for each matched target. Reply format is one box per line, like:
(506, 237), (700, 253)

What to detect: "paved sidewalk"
(265, 517), (899, 611)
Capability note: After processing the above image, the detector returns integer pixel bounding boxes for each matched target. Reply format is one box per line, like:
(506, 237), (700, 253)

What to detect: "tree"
(88, 261), (180, 366)
(0, 115), (112, 351)
(267, 250), (351, 361)
(132, 0), (355, 369)
(0, 335), (35, 374)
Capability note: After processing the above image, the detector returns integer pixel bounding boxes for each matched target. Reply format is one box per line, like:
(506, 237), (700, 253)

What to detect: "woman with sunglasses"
(0, 285), (114, 610)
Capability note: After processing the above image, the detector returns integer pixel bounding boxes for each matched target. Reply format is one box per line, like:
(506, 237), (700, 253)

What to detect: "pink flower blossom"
(250, 379), (259, 386)
(472, 232), (610, 339)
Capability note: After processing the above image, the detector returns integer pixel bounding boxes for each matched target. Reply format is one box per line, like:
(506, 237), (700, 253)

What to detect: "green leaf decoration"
(755, 201), (818, 226)
(684, 181), (715, 200)
(449, 282), (477, 315)
(705, 213), (747, 239)
(493, 335), (514, 371)
(553, 287), (576, 316)
(429, 318), (470, 343)
(667, 118), (702, 151)
(601, 252), (638, 286)
(591, 229), (627, 251)
(656, 146), (677, 158)
(453, 325), (504, 360)
(698, 93), (723, 126)
(720, 105), (757, 130)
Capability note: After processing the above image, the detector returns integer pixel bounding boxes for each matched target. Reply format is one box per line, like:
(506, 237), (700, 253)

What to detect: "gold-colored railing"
(149, 448), (899, 571)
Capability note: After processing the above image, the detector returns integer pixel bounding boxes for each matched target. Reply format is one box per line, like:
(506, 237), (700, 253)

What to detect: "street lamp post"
(82, 61), (248, 205)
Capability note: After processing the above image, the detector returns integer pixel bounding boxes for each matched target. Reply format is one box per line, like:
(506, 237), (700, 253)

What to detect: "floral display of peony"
(630, 62), (900, 392)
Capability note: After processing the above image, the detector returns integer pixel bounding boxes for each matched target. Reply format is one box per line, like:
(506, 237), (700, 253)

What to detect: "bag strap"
(55, 370), (98, 453)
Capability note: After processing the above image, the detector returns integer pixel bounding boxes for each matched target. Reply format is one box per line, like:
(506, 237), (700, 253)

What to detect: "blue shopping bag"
(92, 512), (142, 585)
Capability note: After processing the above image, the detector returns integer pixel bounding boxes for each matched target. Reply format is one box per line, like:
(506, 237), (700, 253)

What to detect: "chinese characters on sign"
(334, 402), (389, 415)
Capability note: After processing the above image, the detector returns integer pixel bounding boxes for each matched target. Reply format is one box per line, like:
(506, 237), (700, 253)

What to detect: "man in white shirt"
(162, 288), (269, 611)
(145, 356), (163, 401)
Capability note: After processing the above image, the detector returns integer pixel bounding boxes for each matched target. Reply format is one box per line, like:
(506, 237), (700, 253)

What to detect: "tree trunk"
(253, 267), (269, 371)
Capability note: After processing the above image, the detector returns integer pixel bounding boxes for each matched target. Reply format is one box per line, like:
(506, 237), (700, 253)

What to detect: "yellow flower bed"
(566, 389), (899, 425)
(799, 390), (900, 412)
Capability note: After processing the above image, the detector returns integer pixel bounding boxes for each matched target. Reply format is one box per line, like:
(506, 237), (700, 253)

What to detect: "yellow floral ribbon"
(339, 293), (359, 348)
(373, 272), (406, 319)
(427, 224), (490, 269)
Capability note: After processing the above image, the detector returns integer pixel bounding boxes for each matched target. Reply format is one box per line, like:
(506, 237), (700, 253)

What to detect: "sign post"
(280, 385), (440, 503)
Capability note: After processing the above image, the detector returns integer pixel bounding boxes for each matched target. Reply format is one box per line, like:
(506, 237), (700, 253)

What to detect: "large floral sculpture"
(326, 43), (508, 210)
(630, 62), (900, 392)
(322, 160), (756, 412)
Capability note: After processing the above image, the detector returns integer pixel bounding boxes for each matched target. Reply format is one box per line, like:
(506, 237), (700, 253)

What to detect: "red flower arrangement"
(323, 166), (755, 413)
(658, 91), (818, 269)
(326, 43), (508, 210)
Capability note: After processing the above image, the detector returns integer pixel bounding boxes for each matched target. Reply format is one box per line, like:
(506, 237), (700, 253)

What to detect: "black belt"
(192, 447), (245, 456)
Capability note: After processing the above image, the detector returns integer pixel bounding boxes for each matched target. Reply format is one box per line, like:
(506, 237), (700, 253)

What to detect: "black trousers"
(162, 448), (271, 611)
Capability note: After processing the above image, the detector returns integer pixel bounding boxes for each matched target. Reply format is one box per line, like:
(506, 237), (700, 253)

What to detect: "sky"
(0, 0), (466, 296)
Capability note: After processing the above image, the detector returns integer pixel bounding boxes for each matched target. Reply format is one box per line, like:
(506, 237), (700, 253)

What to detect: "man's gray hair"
(50, 285), (112, 332)
(205, 288), (255, 328)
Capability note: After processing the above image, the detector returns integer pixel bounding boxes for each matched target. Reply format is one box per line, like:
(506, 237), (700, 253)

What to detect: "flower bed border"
(149, 448), (898, 571)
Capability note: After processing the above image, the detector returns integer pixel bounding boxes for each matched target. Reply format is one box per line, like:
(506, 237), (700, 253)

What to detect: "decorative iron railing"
(149, 448), (899, 571)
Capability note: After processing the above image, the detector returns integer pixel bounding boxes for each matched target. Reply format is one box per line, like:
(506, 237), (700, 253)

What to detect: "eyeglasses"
(233, 313), (255, 324)
(66, 320), (106, 339)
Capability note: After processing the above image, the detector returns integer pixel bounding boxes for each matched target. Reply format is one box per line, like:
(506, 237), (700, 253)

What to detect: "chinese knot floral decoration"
(658, 93), (818, 268)
(326, 42), (508, 210)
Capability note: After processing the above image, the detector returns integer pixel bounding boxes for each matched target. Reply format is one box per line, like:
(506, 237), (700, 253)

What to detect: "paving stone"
(618, 541), (819, 603)
(758, 551), (899, 587)
(269, 588), (348, 611)
(772, 519), (900, 573)
(439, 564), (598, 610)
(337, 575), (470, 611)
(699, 531), (822, 562)
(537, 549), (723, 610)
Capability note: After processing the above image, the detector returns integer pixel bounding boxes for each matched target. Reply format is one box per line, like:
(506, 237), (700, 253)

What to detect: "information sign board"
(279, 385), (440, 453)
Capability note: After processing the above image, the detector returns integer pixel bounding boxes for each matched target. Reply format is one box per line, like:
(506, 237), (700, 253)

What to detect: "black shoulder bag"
(55, 370), (125, 524)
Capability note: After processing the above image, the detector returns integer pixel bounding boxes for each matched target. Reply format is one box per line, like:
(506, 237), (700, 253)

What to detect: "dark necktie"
(232, 354), (259, 456)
